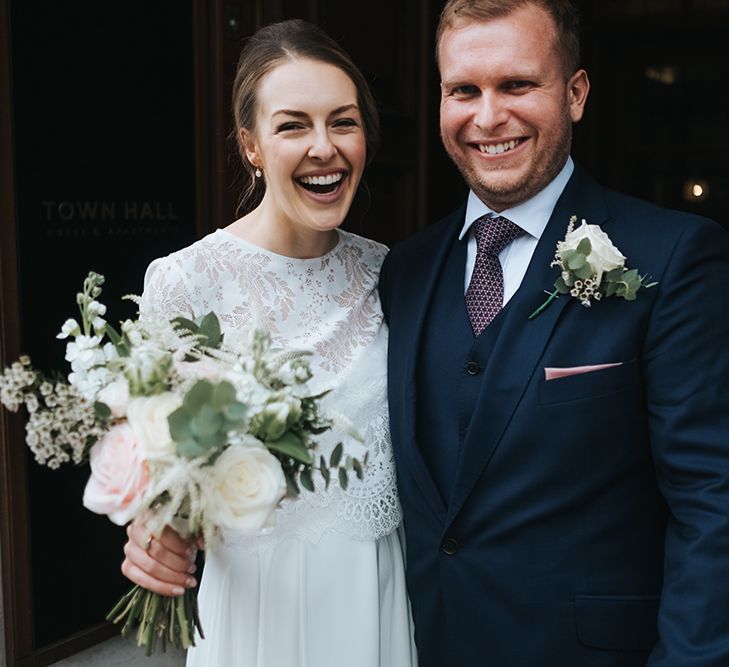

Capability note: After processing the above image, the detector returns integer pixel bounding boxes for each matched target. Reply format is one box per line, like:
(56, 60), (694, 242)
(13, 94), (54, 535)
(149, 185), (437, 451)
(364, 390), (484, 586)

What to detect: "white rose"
(210, 441), (286, 535)
(97, 379), (130, 418)
(126, 392), (182, 459)
(558, 221), (626, 285)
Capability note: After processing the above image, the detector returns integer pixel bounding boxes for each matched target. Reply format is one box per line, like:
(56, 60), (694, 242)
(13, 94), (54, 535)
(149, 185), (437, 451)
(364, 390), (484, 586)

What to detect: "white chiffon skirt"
(186, 528), (417, 667)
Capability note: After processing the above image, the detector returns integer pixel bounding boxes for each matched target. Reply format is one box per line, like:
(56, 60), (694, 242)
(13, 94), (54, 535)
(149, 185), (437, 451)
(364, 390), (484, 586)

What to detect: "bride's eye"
(333, 118), (358, 129)
(276, 122), (305, 133)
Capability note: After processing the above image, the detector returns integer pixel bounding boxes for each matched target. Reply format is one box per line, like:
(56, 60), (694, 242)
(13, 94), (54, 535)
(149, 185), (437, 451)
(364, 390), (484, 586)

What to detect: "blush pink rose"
(83, 423), (150, 525)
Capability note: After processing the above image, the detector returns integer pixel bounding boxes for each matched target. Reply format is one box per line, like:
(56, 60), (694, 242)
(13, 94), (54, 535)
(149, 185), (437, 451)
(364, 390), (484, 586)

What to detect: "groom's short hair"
(436, 0), (581, 78)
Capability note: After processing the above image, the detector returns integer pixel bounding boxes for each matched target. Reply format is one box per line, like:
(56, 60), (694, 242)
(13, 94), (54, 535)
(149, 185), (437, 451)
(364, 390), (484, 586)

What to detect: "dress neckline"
(214, 227), (343, 264)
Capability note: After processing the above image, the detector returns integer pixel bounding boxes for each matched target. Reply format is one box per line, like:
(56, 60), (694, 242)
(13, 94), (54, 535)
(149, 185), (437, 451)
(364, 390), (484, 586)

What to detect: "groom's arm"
(643, 216), (729, 664)
(378, 250), (392, 325)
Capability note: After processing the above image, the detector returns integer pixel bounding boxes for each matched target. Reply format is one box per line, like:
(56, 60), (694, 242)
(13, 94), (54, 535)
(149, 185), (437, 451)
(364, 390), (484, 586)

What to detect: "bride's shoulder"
(337, 230), (389, 266)
(145, 229), (234, 277)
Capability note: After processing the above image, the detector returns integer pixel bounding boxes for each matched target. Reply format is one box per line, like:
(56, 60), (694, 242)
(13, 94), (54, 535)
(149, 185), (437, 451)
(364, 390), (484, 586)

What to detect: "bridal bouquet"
(0, 272), (364, 655)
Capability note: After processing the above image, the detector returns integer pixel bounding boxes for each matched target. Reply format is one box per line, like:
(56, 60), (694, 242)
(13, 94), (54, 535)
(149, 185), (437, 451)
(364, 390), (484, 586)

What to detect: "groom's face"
(438, 3), (589, 211)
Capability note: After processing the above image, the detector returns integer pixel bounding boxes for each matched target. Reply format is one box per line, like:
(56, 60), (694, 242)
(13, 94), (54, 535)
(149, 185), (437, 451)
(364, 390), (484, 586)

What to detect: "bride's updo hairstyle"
(232, 19), (380, 212)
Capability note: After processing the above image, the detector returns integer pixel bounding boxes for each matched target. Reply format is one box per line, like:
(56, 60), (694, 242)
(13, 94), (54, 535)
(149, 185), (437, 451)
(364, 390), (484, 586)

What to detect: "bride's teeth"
(299, 172), (344, 185)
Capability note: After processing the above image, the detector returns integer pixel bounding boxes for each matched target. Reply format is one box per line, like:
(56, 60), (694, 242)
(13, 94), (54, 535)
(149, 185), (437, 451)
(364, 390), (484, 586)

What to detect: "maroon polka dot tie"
(465, 215), (524, 336)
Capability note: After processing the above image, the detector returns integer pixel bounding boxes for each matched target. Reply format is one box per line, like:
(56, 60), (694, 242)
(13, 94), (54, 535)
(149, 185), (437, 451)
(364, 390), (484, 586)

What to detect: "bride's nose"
(308, 129), (337, 161)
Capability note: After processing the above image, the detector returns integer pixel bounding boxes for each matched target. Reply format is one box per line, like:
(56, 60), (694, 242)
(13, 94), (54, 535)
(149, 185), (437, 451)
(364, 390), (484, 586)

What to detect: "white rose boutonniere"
(529, 216), (657, 319)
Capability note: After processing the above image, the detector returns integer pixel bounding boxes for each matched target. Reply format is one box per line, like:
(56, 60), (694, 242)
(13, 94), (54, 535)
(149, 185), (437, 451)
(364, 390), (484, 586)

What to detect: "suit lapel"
(397, 207), (466, 520)
(445, 167), (611, 525)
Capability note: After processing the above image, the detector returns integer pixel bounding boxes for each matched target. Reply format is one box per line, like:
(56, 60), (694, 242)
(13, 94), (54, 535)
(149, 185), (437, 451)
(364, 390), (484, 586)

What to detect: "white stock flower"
(558, 221), (626, 285)
(174, 357), (222, 382)
(87, 300), (106, 317)
(97, 379), (130, 418)
(209, 440), (286, 535)
(126, 392), (182, 459)
(102, 342), (119, 363)
(57, 318), (81, 340)
(65, 335), (104, 368)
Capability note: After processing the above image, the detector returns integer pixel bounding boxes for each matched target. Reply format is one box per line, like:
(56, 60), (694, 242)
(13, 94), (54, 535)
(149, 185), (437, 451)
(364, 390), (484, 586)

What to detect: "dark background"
(1, 0), (727, 664)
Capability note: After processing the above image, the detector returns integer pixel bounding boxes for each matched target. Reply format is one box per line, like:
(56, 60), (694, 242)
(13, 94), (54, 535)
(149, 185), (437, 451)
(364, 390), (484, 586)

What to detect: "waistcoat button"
(441, 537), (460, 555)
(465, 361), (480, 376)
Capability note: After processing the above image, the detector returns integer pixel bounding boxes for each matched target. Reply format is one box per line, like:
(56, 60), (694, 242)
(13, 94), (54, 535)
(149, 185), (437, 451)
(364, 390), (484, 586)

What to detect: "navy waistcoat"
(415, 234), (512, 503)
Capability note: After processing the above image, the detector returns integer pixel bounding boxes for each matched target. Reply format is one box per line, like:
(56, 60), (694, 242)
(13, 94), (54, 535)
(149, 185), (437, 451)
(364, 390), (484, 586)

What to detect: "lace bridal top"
(141, 227), (415, 667)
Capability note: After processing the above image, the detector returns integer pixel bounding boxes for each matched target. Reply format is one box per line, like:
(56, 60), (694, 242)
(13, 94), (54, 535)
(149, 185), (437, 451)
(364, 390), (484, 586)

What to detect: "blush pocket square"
(544, 362), (623, 381)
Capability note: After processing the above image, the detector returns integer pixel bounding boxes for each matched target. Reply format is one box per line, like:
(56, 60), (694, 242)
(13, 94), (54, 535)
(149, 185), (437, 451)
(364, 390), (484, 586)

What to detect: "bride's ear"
(240, 128), (261, 169)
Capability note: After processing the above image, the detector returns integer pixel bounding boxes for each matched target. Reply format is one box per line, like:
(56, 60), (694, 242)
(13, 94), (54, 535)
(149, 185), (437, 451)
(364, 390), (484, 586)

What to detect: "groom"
(379, 1), (729, 665)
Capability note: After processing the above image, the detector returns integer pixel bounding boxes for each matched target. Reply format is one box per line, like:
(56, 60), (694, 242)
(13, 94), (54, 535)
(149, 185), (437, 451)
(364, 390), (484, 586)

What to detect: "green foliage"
(168, 380), (248, 459)
(172, 312), (224, 350)
(266, 432), (313, 465)
(93, 401), (112, 421)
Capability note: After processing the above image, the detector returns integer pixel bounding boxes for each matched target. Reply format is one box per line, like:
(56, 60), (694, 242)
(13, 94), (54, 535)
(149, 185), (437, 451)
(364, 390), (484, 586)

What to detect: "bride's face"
(242, 58), (366, 236)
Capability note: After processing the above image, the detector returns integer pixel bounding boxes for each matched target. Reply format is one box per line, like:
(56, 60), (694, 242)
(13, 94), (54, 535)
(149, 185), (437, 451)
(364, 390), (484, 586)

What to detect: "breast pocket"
(538, 359), (639, 405)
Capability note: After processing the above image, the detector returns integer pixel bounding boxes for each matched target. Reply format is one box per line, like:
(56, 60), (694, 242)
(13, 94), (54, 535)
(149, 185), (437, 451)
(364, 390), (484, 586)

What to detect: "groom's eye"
(451, 84), (479, 98)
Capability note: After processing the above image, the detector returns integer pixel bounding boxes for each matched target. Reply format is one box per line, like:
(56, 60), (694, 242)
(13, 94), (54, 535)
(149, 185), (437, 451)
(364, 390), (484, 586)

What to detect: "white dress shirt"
(459, 157), (574, 302)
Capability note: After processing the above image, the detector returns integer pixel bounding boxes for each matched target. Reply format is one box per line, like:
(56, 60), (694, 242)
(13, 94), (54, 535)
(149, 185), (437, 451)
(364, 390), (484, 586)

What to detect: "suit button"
(441, 537), (459, 555)
(465, 361), (480, 376)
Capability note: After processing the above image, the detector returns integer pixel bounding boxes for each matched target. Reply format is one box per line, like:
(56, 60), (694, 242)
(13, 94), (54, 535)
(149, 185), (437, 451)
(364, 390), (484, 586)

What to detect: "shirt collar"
(458, 157), (574, 241)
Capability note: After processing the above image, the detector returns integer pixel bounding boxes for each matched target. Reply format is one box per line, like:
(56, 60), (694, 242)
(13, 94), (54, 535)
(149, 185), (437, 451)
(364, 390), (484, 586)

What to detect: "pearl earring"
(255, 168), (262, 178)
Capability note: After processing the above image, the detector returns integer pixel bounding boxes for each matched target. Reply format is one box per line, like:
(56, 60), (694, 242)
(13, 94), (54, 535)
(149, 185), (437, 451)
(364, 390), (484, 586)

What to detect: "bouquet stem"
(107, 584), (203, 655)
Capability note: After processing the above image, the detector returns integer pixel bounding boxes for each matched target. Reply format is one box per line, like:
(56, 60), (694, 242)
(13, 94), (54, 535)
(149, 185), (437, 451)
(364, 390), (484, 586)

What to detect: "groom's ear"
(567, 69), (590, 123)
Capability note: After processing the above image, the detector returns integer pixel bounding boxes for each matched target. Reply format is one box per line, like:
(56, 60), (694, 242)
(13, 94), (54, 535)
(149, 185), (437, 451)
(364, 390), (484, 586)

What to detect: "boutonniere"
(529, 216), (657, 320)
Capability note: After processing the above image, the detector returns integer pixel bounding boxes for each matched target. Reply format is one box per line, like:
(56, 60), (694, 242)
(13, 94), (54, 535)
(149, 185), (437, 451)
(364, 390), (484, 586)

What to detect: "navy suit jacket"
(379, 166), (729, 666)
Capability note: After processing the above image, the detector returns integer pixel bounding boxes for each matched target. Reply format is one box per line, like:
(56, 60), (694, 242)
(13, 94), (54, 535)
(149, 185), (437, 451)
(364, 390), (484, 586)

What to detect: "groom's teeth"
(478, 139), (520, 154)
(299, 172), (344, 185)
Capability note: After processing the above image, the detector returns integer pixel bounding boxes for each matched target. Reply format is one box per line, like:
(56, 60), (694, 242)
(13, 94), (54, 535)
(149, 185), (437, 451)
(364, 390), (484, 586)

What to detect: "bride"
(120, 19), (416, 667)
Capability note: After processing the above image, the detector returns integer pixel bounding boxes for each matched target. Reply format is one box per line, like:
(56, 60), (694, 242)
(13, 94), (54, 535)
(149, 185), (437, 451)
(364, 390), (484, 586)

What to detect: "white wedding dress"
(141, 228), (416, 667)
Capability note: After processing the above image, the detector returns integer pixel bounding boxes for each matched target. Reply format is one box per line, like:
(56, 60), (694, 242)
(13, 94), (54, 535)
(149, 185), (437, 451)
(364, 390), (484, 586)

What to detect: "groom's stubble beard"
(442, 104), (574, 212)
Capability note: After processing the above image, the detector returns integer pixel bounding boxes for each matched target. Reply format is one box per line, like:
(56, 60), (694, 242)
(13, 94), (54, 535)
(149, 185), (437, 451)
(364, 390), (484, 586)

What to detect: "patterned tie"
(465, 215), (523, 336)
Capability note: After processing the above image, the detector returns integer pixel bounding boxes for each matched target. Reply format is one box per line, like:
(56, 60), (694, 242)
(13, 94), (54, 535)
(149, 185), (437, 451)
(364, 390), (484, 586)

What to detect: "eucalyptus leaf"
(189, 405), (223, 439)
(576, 238), (592, 256)
(168, 408), (194, 442)
(176, 438), (208, 459)
(330, 442), (343, 468)
(605, 282), (619, 298)
(567, 253), (586, 271)
(266, 432), (313, 464)
(338, 467), (349, 491)
(353, 459), (364, 480)
(574, 263), (593, 281)
(300, 468), (314, 492)
(223, 402), (247, 422)
(210, 381), (236, 409)
(183, 380), (213, 411)
(285, 471), (300, 497)
(605, 267), (625, 282)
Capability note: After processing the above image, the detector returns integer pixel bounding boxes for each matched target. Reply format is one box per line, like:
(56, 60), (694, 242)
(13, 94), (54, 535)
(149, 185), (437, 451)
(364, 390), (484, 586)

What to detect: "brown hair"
(231, 19), (379, 212)
(436, 0), (581, 77)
